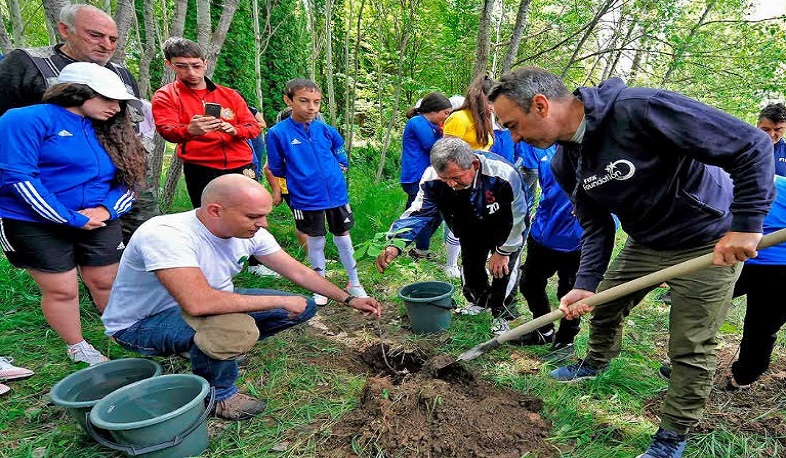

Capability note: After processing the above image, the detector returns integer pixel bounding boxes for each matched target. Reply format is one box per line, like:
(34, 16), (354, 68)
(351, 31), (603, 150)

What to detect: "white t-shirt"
(102, 210), (281, 334)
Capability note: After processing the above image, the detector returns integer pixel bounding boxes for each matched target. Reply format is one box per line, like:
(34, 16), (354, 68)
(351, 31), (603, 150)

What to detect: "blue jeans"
(112, 288), (317, 402)
(401, 182), (443, 251)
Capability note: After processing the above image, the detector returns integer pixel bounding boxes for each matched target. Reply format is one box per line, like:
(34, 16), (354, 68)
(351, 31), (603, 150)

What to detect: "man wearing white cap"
(0, 4), (160, 243)
(0, 62), (148, 365)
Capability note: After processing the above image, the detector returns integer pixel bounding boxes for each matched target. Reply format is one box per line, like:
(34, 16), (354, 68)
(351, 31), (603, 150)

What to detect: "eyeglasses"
(171, 62), (206, 71)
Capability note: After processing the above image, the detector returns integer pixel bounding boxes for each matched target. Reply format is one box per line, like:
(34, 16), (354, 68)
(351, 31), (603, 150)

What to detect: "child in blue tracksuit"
(401, 93), (452, 259)
(516, 143), (582, 353)
(266, 78), (366, 304)
(728, 175), (786, 389)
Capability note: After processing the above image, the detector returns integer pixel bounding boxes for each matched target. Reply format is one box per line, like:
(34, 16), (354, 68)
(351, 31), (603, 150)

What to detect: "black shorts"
(1, 218), (124, 272)
(292, 204), (355, 237)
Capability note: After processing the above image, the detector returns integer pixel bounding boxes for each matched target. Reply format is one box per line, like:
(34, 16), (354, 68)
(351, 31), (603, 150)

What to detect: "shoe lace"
(0, 357), (14, 369)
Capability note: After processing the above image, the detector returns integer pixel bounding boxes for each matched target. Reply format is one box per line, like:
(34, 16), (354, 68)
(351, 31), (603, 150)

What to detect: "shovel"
(449, 227), (786, 366)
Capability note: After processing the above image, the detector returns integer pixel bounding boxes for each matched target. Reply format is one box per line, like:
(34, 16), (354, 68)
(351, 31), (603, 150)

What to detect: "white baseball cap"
(57, 62), (136, 101)
(449, 95), (465, 110)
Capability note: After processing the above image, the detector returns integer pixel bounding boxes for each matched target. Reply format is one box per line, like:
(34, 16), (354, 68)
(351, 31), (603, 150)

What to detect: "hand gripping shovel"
(451, 228), (786, 365)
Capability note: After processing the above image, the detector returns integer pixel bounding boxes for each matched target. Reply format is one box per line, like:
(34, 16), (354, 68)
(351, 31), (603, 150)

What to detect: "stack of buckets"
(50, 358), (214, 457)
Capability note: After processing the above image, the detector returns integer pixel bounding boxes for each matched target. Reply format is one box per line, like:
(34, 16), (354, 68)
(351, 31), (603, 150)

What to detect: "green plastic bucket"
(87, 374), (214, 458)
(398, 281), (455, 335)
(50, 358), (163, 431)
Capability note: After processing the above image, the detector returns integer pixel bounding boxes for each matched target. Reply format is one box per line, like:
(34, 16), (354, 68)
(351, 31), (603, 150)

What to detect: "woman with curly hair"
(0, 62), (147, 365)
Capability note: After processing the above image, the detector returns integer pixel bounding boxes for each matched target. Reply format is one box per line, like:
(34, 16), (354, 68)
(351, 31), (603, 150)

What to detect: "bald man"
(102, 175), (381, 421)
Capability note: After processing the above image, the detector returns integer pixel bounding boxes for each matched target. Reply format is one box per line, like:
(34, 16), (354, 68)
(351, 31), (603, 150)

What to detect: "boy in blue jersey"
(266, 79), (366, 305)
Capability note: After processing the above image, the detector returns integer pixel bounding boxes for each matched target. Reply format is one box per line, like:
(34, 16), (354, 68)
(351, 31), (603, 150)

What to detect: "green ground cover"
(1, 163), (784, 457)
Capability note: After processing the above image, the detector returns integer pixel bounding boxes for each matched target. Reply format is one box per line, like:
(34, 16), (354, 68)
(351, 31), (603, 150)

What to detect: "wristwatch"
(343, 294), (357, 306)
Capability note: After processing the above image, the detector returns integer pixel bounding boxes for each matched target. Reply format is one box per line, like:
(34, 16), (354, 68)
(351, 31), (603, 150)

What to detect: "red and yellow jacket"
(152, 77), (259, 169)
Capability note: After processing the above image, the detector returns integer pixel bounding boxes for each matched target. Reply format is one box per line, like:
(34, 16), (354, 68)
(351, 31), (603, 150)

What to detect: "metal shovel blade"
(449, 227), (786, 366)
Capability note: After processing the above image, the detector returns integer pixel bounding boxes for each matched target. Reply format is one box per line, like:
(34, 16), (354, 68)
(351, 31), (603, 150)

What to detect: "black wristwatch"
(343, 294), (357, 306)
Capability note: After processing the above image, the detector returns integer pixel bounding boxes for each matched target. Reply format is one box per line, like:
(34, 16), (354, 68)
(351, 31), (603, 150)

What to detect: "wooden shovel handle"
(497, 228), (786, 345)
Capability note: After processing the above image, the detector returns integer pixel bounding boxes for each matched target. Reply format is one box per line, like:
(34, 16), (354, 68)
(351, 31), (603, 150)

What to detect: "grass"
(1, 160), (785, 457)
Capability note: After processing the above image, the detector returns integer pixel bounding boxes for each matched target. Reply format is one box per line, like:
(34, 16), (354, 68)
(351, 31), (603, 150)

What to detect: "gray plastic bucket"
(50, 358), (163, 431)
(87, 374), (214, 458)
(398, 281), (455, 335)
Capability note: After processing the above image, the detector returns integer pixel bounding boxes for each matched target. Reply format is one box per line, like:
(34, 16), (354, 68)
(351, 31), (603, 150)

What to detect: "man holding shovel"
(490, 67), (774, 458)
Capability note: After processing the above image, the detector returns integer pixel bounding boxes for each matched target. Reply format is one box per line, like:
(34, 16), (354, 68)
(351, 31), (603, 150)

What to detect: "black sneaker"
(510, 329), (555, 346)
(658, 364), (672, 380)
(636, 428), (687, 458)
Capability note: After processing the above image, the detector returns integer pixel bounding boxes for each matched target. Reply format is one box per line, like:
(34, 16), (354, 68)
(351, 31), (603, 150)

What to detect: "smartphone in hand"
(204, 103), (221, 118)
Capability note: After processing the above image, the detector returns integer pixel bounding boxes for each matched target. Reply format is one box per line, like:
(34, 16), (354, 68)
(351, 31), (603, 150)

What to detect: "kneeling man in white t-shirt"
(102, 174), (381, 421)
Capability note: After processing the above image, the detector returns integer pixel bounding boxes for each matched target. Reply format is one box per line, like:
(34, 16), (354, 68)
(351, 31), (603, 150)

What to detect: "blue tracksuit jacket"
(0, 104), (134, 228)
(266, 117), (349, 211)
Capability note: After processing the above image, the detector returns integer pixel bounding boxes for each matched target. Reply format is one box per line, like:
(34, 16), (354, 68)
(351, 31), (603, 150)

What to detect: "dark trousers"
(519, 235), (581, 343)
(401, 182), (443, 251)
(182, 162), (256, 209)
(731, 263), (786, 385)
(460, 236), (521, 319)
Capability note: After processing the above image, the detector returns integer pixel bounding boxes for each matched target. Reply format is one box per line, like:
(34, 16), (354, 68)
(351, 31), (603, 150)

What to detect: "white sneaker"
(490, 317), (510, 336)
(454, 304), (487, 316)
(444, 265), (461, 278)
(347, 283), (368, 297)
(314, 293), (329, 306)
(247, 265), (280, 277)
(0, 357), (34, 381)
(67, 341), (109, 366)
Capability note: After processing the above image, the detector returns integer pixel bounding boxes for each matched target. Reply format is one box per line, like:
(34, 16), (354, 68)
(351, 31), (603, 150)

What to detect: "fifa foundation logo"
(582, 160), (636, 191)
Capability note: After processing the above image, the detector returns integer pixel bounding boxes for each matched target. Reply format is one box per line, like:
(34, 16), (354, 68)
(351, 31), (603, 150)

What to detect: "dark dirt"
(317, 343), (555, 458)
(643, 343), (786, 447)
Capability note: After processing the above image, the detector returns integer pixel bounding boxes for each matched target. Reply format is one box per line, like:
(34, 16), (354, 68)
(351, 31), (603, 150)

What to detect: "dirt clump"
(320, 344), (554, 457)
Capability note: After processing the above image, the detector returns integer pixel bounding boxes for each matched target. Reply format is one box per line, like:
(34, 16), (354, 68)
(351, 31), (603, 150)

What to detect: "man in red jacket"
(152, 37), (260, 208)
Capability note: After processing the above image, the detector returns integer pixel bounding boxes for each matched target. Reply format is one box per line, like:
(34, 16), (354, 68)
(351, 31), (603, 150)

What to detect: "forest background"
(2, 0), (785, 201)
(2, 1), (786, 457)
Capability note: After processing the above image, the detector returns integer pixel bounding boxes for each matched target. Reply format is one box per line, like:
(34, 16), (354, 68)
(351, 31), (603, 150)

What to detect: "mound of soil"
(319, 344), (554, 458)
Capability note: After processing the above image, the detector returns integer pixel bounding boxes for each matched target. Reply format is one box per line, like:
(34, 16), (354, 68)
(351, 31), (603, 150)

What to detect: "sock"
(334, 234), (361, 286)
(307, 236), (327, 278)
(445, 229), (461, 268)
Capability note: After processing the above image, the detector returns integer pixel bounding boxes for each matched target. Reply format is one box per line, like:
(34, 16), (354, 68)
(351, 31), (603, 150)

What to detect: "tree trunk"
(137, 0), (158, 98)
(307, 0), (317, 80)
(112, 0), (136, 63)
(158, 0), (189, 208)
(660, 0), (716, 85)
(161, 155), (182, 211)
(42, 0), (71, 41)
(345, 0), (366, 156)
(472, 0), (494, 79)
(252, 0), (263, 110)
(501, 0), (532, 74)
(6, 0), (25, 47)
(195, 0), (211, 48)
(0, 9), (12, 53)
(206, 0), (240, 70)
(324, 0), (337, 125)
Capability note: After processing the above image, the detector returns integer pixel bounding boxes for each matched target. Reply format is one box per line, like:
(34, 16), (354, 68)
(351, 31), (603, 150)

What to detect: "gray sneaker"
(67, 341), (109, 366)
